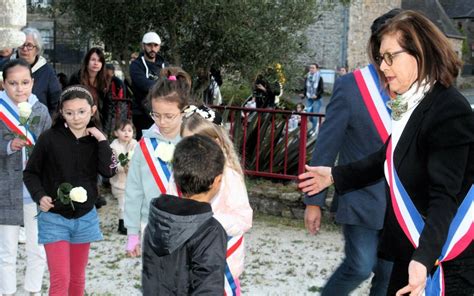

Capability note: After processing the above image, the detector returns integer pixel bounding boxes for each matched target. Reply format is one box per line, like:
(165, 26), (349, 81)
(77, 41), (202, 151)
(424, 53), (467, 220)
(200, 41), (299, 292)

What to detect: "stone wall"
(298, 2), (347, 70)
(300, 1), (402, 71)
(346, 0), (401, 70)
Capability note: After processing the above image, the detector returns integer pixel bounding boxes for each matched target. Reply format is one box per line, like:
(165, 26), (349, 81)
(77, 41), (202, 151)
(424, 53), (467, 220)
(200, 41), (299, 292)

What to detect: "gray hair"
(22, 27), (44, 55)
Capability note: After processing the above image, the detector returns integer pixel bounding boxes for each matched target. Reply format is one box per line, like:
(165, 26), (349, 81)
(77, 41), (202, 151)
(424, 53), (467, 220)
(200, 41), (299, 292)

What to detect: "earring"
(64, 122), (68, 128)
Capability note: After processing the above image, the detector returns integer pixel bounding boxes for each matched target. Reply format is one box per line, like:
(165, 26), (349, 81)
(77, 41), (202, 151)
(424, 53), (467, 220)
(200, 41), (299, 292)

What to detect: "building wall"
(298, 2), (347, 70)
(300, 1), (402, 71)
(347, 0), (401, 70)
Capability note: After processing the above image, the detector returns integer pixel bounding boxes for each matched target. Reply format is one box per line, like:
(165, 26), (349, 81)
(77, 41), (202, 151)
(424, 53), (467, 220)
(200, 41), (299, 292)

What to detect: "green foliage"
(57, 182), (75, 210)
(51, 1), (322, 93)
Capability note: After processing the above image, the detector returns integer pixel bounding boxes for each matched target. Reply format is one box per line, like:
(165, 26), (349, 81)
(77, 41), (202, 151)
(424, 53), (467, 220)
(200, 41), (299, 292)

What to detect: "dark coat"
(305, 72), (387, 230)
(333, 82), (474, 270)
(31, 57), (61, 114)
(129, 54), (167, 115)
(23, 123), (116, 219)
(142, 195), (226, 296)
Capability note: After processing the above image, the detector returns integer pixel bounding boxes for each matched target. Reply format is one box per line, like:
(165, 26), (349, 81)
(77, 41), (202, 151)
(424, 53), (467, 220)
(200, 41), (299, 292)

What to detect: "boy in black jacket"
(142, 135), (227, 295)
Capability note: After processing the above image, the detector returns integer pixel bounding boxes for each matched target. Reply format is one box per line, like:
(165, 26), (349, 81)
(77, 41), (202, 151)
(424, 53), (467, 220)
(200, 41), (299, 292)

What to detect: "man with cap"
(129, 31), (167, 139)
(298, 9), (401, 296)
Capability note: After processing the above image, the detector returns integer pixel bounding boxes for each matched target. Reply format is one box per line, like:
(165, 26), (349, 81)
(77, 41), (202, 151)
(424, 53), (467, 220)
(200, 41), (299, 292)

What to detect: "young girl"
(109, 119), (137, 235)
(180, 105), (253, 295)
(23, 85), (116, 295)
(0, 59), (51, 296)
(124, 67), (191, 257)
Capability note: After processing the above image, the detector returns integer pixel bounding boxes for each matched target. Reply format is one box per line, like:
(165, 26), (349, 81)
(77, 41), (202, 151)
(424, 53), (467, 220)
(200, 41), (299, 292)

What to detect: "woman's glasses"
(18, 43), (37, 51)
(375, 50), (406, 66)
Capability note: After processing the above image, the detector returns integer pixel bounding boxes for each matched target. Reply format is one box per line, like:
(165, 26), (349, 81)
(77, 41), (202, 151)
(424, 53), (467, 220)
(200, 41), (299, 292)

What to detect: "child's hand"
(86, 127), (107, 142)
(10, 138), (28, 151)
(126, 234), (141, 257)
(39, 196), (55, 212)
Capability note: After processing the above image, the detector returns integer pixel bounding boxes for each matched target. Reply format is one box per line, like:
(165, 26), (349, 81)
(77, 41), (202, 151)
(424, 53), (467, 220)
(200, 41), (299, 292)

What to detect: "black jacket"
(333, 83), (474, 269)
(129, 53), (167, 115)
(23, 123), (116, 219)
(142, 195), (226, 296)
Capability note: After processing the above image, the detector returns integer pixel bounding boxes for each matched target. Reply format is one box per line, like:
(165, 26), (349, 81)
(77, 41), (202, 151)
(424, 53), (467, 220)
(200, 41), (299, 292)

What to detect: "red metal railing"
(212, 105), (324, 180)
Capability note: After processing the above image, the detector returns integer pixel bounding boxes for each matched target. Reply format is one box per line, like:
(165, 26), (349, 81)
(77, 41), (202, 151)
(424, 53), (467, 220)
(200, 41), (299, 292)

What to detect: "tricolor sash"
(354, 64), (391, 142)
(386, 139), (474, 295)
(139, 138), (174, 194)
(224, 235), (244, 296)
(0, 97), (36, 146)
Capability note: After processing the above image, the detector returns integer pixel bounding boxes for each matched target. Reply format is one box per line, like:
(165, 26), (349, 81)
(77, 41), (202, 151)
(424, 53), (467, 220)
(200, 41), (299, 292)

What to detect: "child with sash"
(109, 119), (137, 235)
(124, 68), (191, 257)
(23, 85), (116, 295)
(0, 59), (51, 296)
(179, 105), (253, 295)
(142, 134), (227, 295)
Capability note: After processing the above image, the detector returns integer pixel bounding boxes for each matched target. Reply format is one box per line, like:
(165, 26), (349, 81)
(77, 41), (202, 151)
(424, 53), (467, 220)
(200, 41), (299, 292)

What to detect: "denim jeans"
(305, 98), (322, 131)
(321, 224), (393, 296)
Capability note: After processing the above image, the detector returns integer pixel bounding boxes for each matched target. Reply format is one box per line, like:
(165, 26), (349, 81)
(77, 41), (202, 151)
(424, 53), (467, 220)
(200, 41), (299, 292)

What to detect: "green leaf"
(57, 182), (73, 205)
(30, 116), (40, 125)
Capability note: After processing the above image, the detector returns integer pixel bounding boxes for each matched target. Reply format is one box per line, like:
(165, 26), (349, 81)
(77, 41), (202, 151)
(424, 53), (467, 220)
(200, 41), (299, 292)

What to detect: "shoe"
(118, 219), (127, 235)
(95, 195), (107, 209)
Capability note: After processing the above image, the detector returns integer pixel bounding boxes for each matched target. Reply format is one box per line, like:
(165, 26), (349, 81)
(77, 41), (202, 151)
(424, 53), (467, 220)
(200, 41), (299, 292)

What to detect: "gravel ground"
(15, 191), (371, 295)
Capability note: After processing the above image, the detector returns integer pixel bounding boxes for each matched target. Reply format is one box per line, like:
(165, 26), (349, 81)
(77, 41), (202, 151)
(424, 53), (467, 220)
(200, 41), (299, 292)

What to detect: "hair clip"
(168, 75), (177, 81)
(182, 105), (222, 125)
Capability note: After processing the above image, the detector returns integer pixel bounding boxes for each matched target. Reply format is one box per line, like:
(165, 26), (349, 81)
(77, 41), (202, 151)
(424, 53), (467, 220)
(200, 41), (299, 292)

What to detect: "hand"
(10, 138), (28, 151)
(298, 165), (333, 196)
(127, 244), (141, 257)
(86, 127), (107, 142)
(126, 234), (141, 257)
(39, 196), (54, 212)
(305, 205), (322, 235)
(256, 84), (266, 92)
(396, 260), (427, 296)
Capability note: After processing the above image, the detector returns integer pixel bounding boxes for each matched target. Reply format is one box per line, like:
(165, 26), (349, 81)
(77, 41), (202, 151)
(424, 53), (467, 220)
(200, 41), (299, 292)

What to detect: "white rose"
(69, 187), (88, 203)
(154, 142), (175, 162)
(18, 102), (32, 118)
(127, 149), (134, 161)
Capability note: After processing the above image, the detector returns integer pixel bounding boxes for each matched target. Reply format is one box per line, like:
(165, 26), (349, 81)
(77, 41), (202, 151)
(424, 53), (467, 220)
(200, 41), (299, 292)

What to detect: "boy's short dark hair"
(172, 135), (225, 196)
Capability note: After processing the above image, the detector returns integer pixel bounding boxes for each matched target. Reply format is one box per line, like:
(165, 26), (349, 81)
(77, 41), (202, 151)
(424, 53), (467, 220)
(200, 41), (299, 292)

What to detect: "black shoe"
(118, 219), (127, 235)
(95, 195), (107, 209)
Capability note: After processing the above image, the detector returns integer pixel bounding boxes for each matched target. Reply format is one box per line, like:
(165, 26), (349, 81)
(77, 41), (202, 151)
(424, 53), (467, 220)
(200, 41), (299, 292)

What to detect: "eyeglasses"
(61, 109), (91, 119)
(375, 50), (406, 66)
(149, 112), (181, 122)
(18, 43), (37, 51)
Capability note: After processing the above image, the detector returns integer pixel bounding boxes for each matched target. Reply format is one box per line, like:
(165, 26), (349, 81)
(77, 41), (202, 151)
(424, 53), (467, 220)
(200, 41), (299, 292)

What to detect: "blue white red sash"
(224, 235), (244, 296)
(386, 139), (474, 295)
(0, 97), (36, 146)
(139, 138), (174, 194)
(353, 64), (391, 142)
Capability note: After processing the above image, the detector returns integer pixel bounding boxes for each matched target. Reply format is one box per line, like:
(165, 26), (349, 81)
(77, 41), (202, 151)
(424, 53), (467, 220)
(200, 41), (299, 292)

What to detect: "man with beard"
(130, 32), (167, 139)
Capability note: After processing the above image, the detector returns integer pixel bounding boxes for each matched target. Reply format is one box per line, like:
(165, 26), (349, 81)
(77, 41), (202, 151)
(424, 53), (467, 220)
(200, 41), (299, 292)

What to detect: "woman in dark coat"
(299, 10), (473, 296)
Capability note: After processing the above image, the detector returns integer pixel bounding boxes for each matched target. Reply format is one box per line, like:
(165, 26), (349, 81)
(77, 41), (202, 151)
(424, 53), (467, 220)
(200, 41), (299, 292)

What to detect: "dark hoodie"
(142, 195), (226, 296)
(23, 123), (116, 219)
